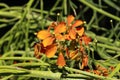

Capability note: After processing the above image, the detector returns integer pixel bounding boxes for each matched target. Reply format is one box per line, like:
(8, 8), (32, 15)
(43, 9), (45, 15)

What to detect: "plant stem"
(2, 50), (33, 57)
(63, 74), (91, 79)
(0, 66), (62, 80)
(103, 0), (120, 11)
(45, 0), (61, 18)
(79, 0), (120, 21)
(65, 67), (115, 80)
(0, 57), (43, 63)
(87, 10), (96, 30)
(11, 62), (49, 67)
(97, 43), (120, 51)
(27, 70), (62, 79)
(108, 63), (120, 77)
(1, 75), (14, 80)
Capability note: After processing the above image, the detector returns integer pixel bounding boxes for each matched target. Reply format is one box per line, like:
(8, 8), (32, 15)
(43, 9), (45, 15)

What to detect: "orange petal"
(69, 50), (78, 60)
(42, 37), (55, 47)
(45, 44), (57, 58)
(56, 52), (66, 67)
(83, 55), (88, 67)
(34, 43), (41, 58)
(82, 34), (91, 45)
(64, 34), (71, 40)
(37, 30), (51, 40)
(67, 15), (75, 26)
(65, 48), (69, 59)
(72, 20), (83, 28)
(54, 22), (66, 34)
(80, 55), (88, 69)
(55, 33), (64, 41)
(76, 27), (84, 36)
(69, 28), (76, 39)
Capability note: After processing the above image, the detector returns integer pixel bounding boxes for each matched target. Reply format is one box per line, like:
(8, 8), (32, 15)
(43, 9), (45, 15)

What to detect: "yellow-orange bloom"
(45, 44), (57, 58)
(56, 52), (66, 67)
(67, 15), (75, 26)
(42, 37), (55, 47)
(54, 22), (66, 34)
(82, 34), (91, 45)
(67, 15), (84, 39)
(37, 30), (51, 40)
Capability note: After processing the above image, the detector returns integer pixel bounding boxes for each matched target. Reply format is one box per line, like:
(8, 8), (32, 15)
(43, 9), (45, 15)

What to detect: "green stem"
(45, 0), (61, 18)
(0, 3), (9, 8)
(40, 0), (43, 18)
(106, 50), (120, 54)
(2, 50), (34, 57)
(24, 0), (34, 52)
(0, 18), (18, 23)
(25, 20), (29, 52)
(63, 74), (91, 79)
(11, 62), (49, 67)
(79, 0), (120, 21)
(87, 10), (96, 30)
(0, 11), (21, 18)
(1, 7), (54, 16)
(1, 75), (14, 80)
(63, 0), (67, 15)
(0, 57), (43, 63)
(86, 31), (120, 49)
(0, 66), (62, 80)
(65, 67), (115, 80)
(40, 0), (44, 29)
(27, 70), (62, 79)
(108, 63), (120, 77)
(103, 0), (120, 11)
(97, 43), (120, 51)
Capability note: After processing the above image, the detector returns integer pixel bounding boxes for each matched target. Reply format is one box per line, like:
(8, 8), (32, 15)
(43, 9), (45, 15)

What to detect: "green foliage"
(0, 0), (120, 80)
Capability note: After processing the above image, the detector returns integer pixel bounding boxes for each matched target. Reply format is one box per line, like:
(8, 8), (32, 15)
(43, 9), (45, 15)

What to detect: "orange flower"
(66, 48), (80, 60)
(37, 30), (51, 40)
(68, 29), (76, 39)
(37, 30), (55, 47)
(54, 22), (67, 41)
(56, 52), (66, 67)
(80, 55), (88, 69)
(93, 70), (101, 75)
(69, 50), (79, 60)
(35, 15), (92, 69)
(55, 33), (65, 41)
(36, 22), (67, 58)
(72, 20), (84, 28)
(76, 27), (84, 36)
(34, 43), (41, 57)
(35, 30), (57, 58)
(63, 34), (71, 40)
(34, 43), (57, 58)
(45, 44), (57, 58)
(67, 15), (75, 26)
(67, 15), (84, 39)
(54, 22), (66, 34)
(82, 34), (91, 45)
(34, 43), (44, 58)
(42, 37), (55, 47)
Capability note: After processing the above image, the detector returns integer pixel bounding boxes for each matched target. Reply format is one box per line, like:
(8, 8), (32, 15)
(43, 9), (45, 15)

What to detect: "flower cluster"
(34, 15), (91, 69)
(86, 65), (115, 76)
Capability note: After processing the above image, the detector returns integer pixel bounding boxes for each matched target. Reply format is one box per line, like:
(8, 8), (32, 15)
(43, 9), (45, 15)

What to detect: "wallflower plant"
(34, 15), (114, 77)
(35, 15), (91, 69)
